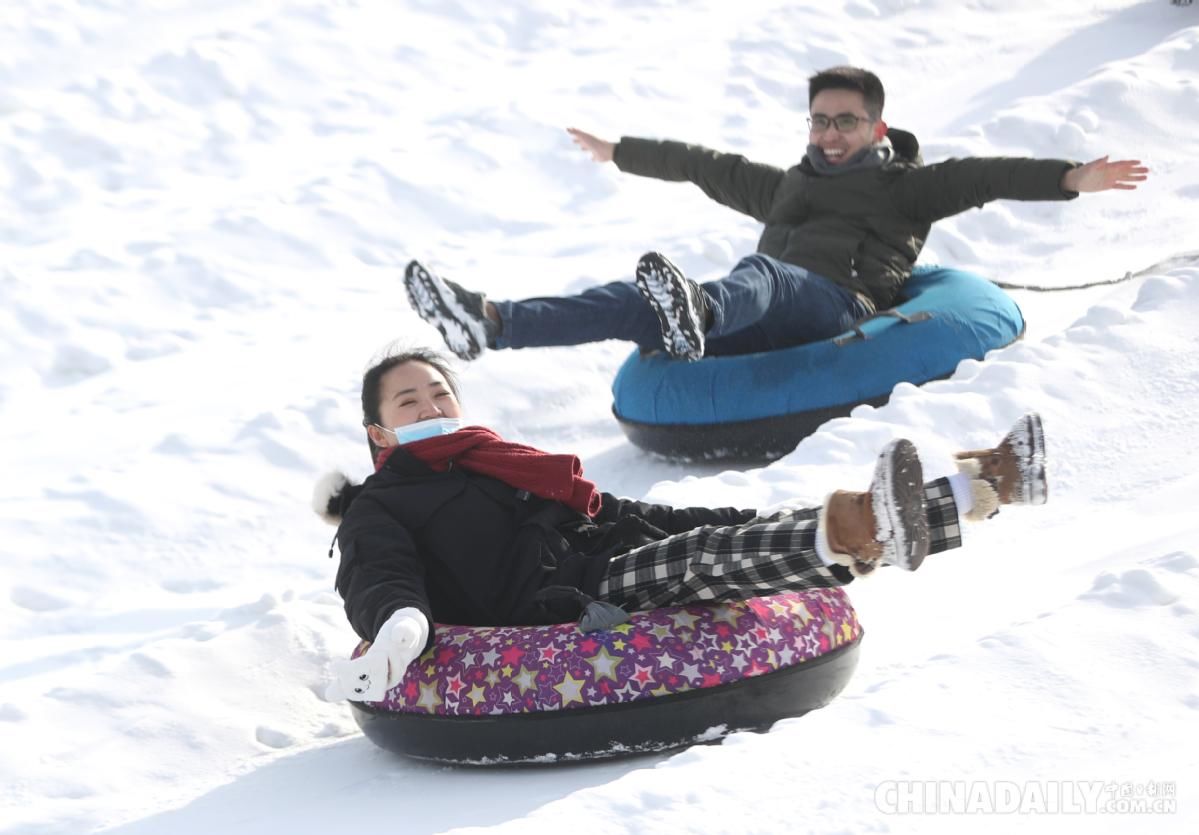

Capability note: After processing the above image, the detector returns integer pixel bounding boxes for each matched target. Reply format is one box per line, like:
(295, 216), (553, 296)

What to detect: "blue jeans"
(493, 254), (872, 357)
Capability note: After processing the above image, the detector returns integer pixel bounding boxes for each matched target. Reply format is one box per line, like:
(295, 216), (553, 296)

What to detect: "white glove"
(324, 608), (430, 702)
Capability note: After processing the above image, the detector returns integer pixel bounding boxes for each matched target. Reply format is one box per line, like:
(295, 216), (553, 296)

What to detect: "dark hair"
(360, 347), (460, 463)
(808, 66), (885, 120)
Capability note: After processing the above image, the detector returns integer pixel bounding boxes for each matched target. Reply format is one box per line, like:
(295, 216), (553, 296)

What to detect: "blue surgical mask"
(380, 417), (462, 445)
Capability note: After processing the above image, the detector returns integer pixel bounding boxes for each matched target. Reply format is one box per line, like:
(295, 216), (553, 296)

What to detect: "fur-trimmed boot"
(817, 439), (931, 577)
(954, 412), (1047, 521)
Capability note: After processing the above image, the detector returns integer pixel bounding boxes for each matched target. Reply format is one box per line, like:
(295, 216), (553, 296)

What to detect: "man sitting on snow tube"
(398, 66), (1142, 365)
(319, 348), (1048, 710)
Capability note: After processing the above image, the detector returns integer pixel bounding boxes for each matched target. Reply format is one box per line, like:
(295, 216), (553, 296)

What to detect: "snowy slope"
(2, 1), (1197, 833)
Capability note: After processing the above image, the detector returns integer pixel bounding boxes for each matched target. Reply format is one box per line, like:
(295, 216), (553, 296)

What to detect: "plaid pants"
(597, 477), (962, 612)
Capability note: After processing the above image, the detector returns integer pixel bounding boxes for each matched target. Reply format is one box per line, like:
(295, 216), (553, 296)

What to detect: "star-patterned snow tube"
(347, 587), (861, 765)
(611, 265), (1025, 462)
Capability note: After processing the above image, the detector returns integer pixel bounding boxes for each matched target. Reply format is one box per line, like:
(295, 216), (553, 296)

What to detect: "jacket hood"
(886, 127), (921, 164)
(312, 470), (363, 525)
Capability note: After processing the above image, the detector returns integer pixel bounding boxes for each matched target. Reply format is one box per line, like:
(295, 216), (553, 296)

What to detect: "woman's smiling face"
(368, 360), (462, 449)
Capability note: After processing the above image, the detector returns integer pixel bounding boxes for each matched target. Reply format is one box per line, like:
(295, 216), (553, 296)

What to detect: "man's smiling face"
(808, 88), (883, 165)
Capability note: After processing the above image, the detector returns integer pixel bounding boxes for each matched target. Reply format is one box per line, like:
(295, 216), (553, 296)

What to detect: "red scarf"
(375, 426), (602, 517)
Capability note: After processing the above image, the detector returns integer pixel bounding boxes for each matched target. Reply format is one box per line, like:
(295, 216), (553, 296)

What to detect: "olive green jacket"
(613, 129), (1079, 311)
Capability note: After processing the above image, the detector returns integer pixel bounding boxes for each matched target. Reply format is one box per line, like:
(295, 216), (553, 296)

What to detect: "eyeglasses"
(807, 113), (872, 133)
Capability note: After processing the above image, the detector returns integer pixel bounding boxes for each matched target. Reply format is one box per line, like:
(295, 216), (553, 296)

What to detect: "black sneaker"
(404, 260), (496, 361)
(633, 252), (708, 361)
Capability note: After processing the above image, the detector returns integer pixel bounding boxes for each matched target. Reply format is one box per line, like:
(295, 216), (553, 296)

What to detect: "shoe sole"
(404, 261), (483, 361)
(634, 253), (704, 361)
(1010, 413), (1047, 505)
(870, 439), (931, 572)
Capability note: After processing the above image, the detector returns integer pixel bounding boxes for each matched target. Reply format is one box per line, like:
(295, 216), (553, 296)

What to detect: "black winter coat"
(613, 129), (1079, 311)
(332, 447), (757, 649)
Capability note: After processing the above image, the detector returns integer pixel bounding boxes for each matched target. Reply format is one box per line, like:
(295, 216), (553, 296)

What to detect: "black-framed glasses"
(807, 113), (872, 133)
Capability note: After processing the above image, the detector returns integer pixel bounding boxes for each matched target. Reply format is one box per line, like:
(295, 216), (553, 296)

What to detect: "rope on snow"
(991, 251), (1199, 292)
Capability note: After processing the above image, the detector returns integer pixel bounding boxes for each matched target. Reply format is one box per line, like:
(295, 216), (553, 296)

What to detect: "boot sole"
(404, 261), (483, 361)
(634, 253), (704, 361)
(1011, 413), (1048, 505)
(871, 439), (931, 572)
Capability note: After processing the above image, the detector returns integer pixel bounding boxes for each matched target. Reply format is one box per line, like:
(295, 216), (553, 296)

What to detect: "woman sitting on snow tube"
(338, 588), (862, 764)
(317, 348), (1048, 763)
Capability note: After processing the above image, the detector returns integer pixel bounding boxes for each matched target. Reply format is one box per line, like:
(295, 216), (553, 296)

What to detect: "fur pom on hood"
(312, 470), (363, 525)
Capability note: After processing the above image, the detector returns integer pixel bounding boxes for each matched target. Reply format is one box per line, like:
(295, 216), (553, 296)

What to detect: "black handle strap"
(834, 309), (933, 346)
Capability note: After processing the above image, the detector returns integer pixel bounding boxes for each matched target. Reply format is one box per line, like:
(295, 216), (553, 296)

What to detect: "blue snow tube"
(611, 265), (1024, 461)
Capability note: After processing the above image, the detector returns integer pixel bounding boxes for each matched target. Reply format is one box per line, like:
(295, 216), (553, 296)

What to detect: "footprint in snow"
(10, 585), (71, 612)
(255, 726), (296, 749)
(0, 703), (27, 721)
(1133, 275), (1188, 311)
(130, 653), (173, 679)
(1080, 568), (1183, 609)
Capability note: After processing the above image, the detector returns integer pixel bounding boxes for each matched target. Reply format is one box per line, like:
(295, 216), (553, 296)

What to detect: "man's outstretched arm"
(568, 127), (615, 163)
(565, 126), (784, 223)
(1061, 156), (1149, 193)
(896, 153), (1148, 224)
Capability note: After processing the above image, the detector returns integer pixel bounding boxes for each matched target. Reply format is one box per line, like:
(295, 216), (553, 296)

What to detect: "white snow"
(2, 0), (1198, 833)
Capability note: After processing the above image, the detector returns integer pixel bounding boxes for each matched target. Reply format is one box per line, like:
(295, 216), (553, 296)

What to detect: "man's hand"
(324, 608), (430, 702)
(1061, 156), (1149, 193)
(568, 127), (615, 163)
